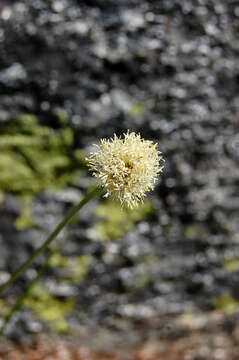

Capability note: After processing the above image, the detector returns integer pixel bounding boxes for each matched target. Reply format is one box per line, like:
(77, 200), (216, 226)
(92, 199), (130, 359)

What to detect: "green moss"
(67, 256), (92, 283)
(129, 103), (145, 117)
(214, 295), (239, 314)
(134, 270), (151, 290)
(24, 284), (75, 333)
(55, 108), (68, 125)
(49, 251), (92, 283)
(0, 299), (10, 317)
(49, 252), (69, 268)
(23, 249), (91, 332)
(15, 196), (36, 230)
(184, 224), (205, 240)
(223, 258), (239, 272)
(127, 254), (159, 291)
(0, 114), (75, 195)
(0, 113), (84, 228)
(95, 199), (155, 241)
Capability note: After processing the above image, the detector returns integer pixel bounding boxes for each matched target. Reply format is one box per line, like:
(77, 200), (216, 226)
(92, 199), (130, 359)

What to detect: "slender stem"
(0, 185), (103, 294)
(0, 253), (51, 334)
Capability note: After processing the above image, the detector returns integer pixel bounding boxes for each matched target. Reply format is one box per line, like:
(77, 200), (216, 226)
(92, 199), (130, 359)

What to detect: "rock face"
(0, 0), (239, 355)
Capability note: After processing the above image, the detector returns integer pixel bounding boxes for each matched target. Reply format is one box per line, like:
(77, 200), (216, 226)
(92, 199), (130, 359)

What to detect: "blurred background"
(0, 0), (238, 359)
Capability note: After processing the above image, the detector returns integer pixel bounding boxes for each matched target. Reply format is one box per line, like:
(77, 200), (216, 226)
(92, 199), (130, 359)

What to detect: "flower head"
(87, 131), (164, 208)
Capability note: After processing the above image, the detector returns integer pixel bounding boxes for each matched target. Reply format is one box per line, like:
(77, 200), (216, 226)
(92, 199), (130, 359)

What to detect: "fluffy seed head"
(87, 131), (164, 208)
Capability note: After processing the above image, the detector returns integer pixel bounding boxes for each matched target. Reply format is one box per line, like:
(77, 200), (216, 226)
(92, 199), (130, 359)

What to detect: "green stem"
(0, 185), (103, 294)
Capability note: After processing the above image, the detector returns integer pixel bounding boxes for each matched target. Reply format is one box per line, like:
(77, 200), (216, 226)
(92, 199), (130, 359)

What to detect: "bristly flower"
(87, 131), (164, 208)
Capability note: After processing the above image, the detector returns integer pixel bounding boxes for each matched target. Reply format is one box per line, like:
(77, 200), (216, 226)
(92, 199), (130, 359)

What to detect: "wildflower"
(87, 131), (164, 208)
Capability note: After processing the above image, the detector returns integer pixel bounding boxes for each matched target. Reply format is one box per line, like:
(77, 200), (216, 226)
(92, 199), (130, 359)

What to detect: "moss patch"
(184, 224), (206, 240)
(129, 103), (145, 117)
(49, 251), (92, 283)
(223, 258), (239, 272)
(0, 113), (85, 228)
(214, 295), (239, 314)
(0, 299), (10, 317)
(95, 199), (155, 241)
(0, 114), (75, 195)
(24, 284), (75, 333)
(14, 195), (36, 230)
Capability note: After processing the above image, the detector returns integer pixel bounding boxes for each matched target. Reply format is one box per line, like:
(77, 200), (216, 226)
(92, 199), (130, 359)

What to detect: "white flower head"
(87, 131), (164, 208)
